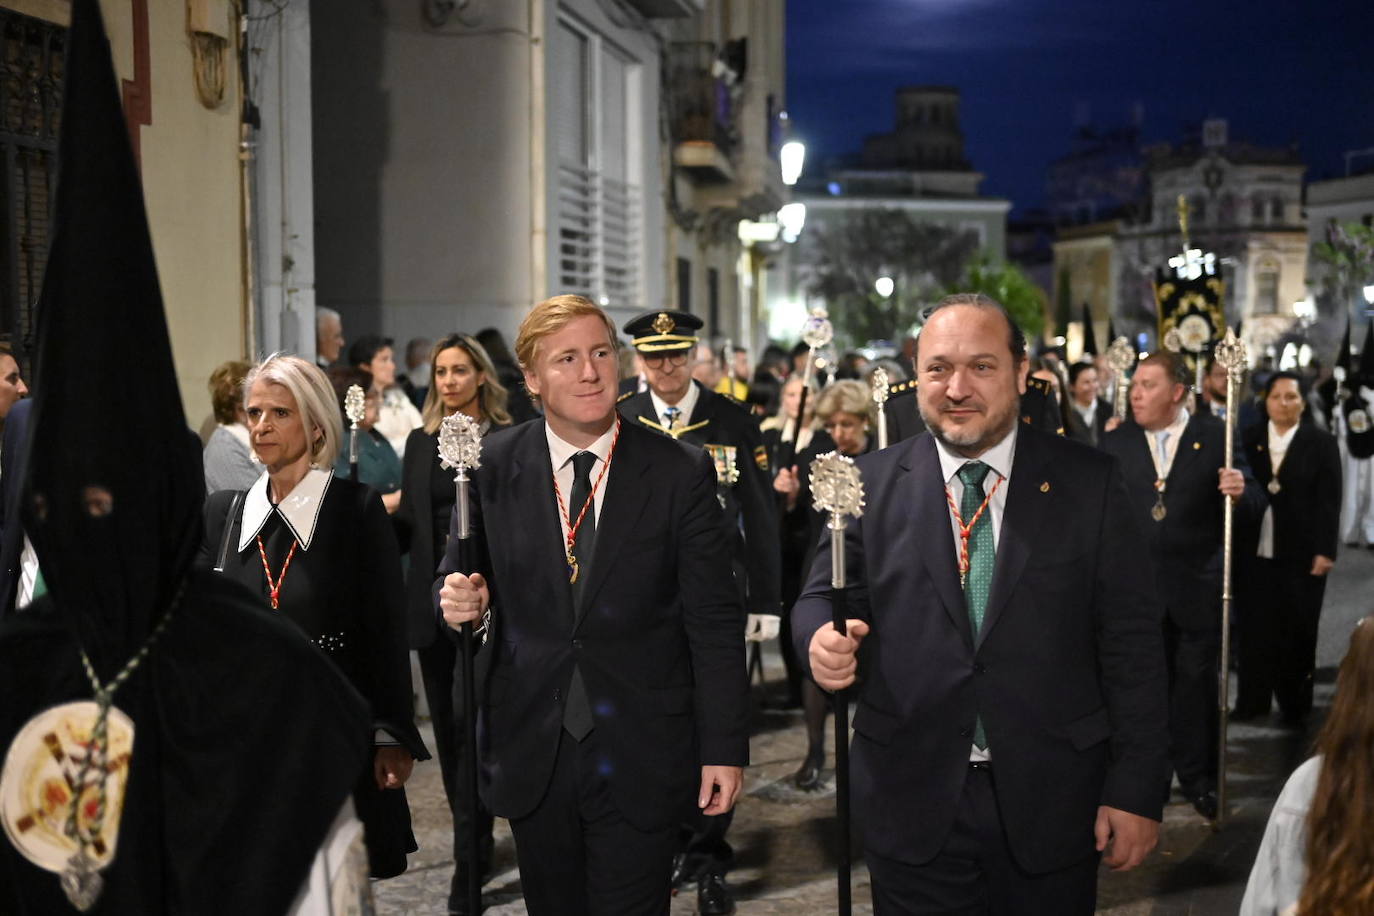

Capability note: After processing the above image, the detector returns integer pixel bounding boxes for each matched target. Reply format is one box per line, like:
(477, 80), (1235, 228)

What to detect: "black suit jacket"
(792, 427), (1169, 873)
(0, 399), (32, 616)
(438, 419), (749, 832)
(619, 382), (781, 613)
(1240, 421), (1341, 565)
(1102, 413), (1265, 629)
(1064, 397), (1112, 447)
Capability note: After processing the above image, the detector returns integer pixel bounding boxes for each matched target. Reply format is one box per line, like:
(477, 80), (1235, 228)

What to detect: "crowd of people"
(4, 292), (1371, 914)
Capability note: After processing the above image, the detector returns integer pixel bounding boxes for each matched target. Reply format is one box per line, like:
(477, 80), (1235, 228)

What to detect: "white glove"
(744, 613), (781, 643)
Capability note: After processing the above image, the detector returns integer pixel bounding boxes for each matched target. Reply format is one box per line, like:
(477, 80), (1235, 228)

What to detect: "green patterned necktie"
(958, 460), (994, 750)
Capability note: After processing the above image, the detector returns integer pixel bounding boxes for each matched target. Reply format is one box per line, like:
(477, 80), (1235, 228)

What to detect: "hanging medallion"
(1, 701), (134, 909)
(1267, 479), (1281, 495)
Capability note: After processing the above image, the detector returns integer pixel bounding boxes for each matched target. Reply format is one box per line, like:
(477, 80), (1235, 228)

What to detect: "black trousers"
(420, 634), (494, 878)
(866, 764), (1098, 915)
(510, 729), (678, 916)
(1163, 617), (1219, 795)
(1236, 557), (1327, 719)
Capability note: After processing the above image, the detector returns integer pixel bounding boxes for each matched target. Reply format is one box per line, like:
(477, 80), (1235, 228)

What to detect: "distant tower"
(862, 86), (970, 171)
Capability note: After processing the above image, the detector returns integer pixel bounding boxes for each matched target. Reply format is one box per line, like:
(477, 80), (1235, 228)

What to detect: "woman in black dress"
(201, 354), (428, 879)
(774, 379), (875, 789)
(1234, 370), (1342, 725)
(398, 334), (512, 907)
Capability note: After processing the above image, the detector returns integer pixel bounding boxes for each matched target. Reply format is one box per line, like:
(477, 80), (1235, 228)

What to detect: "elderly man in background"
(316, 306), (345, 368)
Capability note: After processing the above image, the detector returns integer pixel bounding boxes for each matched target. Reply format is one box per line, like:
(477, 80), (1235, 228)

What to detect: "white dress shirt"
(546, 420), (617, 538)
(1257, 421), (1298, 559)
(1072, 398), (1098, 431)
(932, 425), (1018, 762)
(933, 425), (1018, 554)
(649, 381), (701, 431)
(1143, 407), (1191, 481)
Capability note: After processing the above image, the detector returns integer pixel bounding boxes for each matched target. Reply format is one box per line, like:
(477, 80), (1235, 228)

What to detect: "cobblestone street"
(376, 548), (1374, 914)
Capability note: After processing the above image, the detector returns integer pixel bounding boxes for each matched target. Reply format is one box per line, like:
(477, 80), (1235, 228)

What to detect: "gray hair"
(243, 353), (343, 468)
(815, 379), (876, 427)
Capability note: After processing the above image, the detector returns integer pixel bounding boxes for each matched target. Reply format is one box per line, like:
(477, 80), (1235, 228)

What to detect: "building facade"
(1, 0), (250, 426)
(1052, 118), (1308, 358)
(770, 85), (1010, 344)
(309, 0), (788, 357)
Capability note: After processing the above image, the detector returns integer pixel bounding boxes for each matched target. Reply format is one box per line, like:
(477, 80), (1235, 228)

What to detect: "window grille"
(0, 10), (64, 358)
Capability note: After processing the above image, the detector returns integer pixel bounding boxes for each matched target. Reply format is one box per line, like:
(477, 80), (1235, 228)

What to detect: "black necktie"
(569, 451), (598, 603)
(563, 450), (598, 740)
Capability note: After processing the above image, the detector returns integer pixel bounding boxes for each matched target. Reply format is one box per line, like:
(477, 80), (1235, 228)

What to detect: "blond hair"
(243, 354), (343, 468)
(208, 359), (252, 425)
(815, 379), (875, 428)
(420, 334), (513, 434)
(514, 294), (618, 373)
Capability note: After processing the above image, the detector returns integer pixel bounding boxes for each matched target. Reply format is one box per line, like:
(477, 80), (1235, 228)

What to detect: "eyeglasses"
(642, 351), (689, 368)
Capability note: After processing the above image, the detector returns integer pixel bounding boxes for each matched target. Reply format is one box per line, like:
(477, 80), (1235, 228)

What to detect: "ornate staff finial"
(344, 384), (366, 430)
(1214, 326), (1248, 374)
(870, 367), (889, 406)
(438, 412), (483, 473)
(1105, 336), (1135, 420)
(871, 367), (891, 450)
(811, 452), (865, 527)
(438, 412), (484, 541)
(801, 306), (834, 351)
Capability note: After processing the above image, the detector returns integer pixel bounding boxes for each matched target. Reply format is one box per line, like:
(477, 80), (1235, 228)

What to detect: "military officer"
(618, 308), (780, 915)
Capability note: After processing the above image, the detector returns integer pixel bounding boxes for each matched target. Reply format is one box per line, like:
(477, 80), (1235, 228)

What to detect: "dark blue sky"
(786, 0), (1374, 215)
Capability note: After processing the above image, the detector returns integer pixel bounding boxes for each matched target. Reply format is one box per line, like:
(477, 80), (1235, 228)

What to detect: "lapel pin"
(1040, 481), (1050, 493)
(1192, 441), (1201, 450)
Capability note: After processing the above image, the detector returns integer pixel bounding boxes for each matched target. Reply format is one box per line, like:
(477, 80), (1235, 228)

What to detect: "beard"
(919, 396), (1019, 457)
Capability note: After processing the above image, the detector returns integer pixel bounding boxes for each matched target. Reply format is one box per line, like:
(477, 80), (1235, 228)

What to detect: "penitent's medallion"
(1, 702), (134, 892)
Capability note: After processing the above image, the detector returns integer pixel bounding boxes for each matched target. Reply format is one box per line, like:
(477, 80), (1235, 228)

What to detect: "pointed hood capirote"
(1080, 303), (1098, 356)
(21, 0), (203, 673)
(1334, 318), (1352, 376)
(0, 5), (370, 913)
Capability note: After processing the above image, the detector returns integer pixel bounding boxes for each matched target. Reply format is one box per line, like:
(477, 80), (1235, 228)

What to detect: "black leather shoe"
(1190, 790), (1218, 820)
(793, 752), (824, 790)
(670, 851), (696, 892)
(698, 871), (736, 915)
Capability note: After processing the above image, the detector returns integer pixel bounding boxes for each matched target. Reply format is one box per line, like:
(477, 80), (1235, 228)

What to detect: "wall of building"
(7, 0), (248, 427)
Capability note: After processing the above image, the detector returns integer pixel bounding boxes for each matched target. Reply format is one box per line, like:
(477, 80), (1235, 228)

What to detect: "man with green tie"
(795, 294), (1169, 913)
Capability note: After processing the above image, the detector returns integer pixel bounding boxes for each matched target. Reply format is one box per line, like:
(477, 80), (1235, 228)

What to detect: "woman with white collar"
(200, 353), (429, 880)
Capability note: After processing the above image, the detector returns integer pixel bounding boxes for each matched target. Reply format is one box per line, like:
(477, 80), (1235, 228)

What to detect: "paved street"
(376, 547), (1374, 914)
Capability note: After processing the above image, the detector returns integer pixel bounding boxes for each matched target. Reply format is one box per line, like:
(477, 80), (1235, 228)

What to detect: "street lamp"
(778, 203), (806, 243)
(1364, 285), (1374, 309)
(874, 276), (894, 298)
(781, 141), (806, 187)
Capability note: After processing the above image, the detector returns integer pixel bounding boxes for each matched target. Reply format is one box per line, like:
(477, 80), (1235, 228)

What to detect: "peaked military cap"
(624, 309), (702, 353)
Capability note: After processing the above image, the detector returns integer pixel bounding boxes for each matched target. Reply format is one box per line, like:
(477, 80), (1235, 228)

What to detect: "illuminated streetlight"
(1364, 284), (1374, 305)
(778, 202), (806, 243)
(874, 276), (894, 298)
(780, 141), (806, 186)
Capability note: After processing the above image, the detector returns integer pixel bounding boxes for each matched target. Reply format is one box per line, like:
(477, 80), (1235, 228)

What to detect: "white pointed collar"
(238, 467), (333, 553)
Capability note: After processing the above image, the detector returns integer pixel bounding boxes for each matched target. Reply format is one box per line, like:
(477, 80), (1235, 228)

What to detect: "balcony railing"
(668, 42), (736, 160)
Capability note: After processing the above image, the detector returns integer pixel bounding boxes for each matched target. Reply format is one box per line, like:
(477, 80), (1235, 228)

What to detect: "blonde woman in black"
(398, 334), (511, 912)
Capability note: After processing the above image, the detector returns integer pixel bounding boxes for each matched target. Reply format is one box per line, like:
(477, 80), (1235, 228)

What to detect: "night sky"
(786, 0), (1374, 215)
